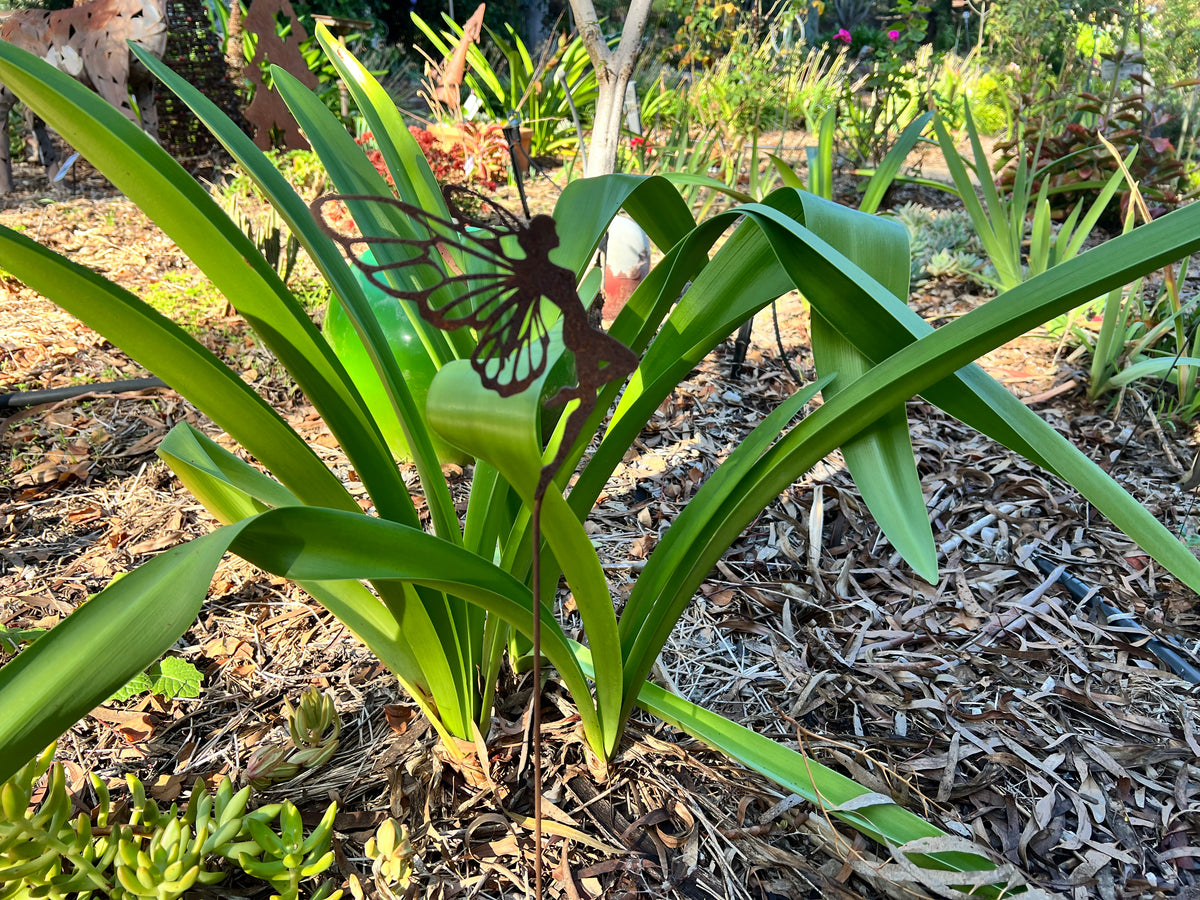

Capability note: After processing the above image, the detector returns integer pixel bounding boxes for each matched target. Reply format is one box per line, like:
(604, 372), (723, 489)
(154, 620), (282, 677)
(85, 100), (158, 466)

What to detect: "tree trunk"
(524, 0), (550, 57)
(568, 0), (653, 177)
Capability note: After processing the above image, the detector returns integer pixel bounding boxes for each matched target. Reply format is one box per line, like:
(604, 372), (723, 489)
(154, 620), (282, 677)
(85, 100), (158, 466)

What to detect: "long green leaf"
(0, 226), (356, 513)
(426, 360), (622, 754)
(792, 193), (935, 579)
(270, 66), (462, 541)
(0, 40), (413, 525)
(226, 508), (600, 742)
(859, 111), (933, 215)
(0, 530), (231, 781)
(646, 202), (1200, 671)
(933, 111), (1022, 289)
(158, 424), (493, 740)
(570, 645), (1010, 890)
(134, 45), (433, 532)
(315, 26), (443, 216)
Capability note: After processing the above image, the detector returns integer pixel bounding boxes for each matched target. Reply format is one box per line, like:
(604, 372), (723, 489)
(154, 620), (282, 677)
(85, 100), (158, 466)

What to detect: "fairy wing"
(311, 188), (552, 397)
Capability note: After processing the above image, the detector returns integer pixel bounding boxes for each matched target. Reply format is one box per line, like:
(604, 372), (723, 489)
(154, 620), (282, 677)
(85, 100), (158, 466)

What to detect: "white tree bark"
(567, 0), (654, 177)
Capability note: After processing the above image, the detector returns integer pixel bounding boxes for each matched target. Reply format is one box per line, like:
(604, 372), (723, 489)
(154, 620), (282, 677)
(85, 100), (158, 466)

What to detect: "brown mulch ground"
(3, 157), (1200, 900)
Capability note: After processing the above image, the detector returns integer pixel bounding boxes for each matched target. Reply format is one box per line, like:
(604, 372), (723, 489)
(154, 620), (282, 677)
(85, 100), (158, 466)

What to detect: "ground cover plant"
(2, 3), (1200, 897)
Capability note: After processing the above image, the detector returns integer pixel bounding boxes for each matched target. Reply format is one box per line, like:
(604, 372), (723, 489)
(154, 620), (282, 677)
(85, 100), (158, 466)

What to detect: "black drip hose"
(0, 377), (168, 410)
(1033, 556), (1200, 683)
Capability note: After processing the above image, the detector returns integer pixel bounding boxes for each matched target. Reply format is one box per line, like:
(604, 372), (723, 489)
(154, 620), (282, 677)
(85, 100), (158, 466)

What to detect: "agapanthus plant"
(3, 28), (1200, 896)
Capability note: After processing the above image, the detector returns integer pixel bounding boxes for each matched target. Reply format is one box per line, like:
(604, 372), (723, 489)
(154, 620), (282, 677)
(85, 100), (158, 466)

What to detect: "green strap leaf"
(0, 225), (356, 513)
(426, 360), (622, 754)
(571, 644), (1007, 889)
(0, 39), (410, 525)
(0, 529), (233, 781)
(134, 45), (429, 531)
(791, 192), (935, 580)
(157, 423), (474, 739)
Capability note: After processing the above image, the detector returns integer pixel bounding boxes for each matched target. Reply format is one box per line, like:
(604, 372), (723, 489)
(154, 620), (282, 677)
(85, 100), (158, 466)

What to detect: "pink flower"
(835, 28), (851, 43)
(630, 136), (646, 149)
(887, 29), (900, 41)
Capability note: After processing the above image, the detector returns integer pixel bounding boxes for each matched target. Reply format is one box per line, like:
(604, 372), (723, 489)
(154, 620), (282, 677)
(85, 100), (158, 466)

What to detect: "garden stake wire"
(314, 185), (638, 897)
(503, 116), (531, 219)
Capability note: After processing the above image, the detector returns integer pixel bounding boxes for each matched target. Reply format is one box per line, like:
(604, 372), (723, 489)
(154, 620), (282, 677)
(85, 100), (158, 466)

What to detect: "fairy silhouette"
(311, 184), (638, 499)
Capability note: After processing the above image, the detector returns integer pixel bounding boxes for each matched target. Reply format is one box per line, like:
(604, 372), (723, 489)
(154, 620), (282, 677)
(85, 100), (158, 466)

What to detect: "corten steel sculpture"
(0, 0), (168, 192)
(430, 3), (485, 115)
(313, 185), (638, 898)
(241, 0), (316, 151)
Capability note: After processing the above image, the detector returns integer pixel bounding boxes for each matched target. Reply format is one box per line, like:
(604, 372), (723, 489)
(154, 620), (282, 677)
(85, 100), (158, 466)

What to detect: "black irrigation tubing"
(1033, 556), (1200, 684)
(0, 377), (167, 410)
(729, 302), (800, 384)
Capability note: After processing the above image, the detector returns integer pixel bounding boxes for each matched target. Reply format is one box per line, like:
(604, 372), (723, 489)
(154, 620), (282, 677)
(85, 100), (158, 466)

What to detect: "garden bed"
(3, 170), (1200, 899)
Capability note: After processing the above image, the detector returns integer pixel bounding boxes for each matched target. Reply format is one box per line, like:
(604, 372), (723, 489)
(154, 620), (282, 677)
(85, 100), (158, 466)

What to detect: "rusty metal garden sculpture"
(0, 0), (168, 192)
(429, 2), (484, 116)
(312, 185), (638, 896)
(242, 0), (316, 151)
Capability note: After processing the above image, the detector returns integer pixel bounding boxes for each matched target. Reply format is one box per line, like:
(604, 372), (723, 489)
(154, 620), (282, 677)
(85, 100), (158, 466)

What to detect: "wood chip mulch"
(2, 184), (1200, 900)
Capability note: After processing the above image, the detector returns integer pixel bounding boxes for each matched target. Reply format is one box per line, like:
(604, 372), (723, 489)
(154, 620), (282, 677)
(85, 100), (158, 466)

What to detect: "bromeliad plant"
(3, 28), (1200, 893)
(411, 12), (598, 159)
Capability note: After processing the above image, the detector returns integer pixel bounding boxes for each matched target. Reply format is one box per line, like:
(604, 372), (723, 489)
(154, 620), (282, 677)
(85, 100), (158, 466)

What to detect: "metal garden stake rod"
(504, 115), (532, 220)
(314, 186), (638, 897)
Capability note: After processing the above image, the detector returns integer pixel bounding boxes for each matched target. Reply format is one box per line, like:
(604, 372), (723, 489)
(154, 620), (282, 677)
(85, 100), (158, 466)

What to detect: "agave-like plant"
(2, 29), (1200, 893)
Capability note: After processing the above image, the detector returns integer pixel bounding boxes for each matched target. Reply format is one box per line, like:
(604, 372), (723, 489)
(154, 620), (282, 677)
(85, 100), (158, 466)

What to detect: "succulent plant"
(364, 818), (414, 896)
(1, 746), (340, 900)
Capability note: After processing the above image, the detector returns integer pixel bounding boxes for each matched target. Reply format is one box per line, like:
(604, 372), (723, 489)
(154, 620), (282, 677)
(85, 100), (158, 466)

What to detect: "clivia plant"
(3, 27), (1200, 896)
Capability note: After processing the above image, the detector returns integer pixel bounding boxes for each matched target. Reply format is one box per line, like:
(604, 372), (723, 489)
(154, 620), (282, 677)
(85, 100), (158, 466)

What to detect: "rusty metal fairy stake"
(313, 184), (637, 896)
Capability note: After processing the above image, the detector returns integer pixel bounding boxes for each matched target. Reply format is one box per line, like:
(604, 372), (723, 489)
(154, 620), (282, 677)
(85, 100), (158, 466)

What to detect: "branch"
(569, 0), (612, 73)
(569, 0), (653, 79)
(612, 0), (653, 78)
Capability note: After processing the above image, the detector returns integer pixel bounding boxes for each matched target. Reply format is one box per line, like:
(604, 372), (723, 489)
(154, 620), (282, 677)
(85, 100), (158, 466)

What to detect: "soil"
(2, 152), (1200, 900)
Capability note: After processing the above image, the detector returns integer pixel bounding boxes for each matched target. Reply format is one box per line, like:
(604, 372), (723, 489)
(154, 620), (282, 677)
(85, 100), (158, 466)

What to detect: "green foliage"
(410, 12), (598, 158)
(237, 802), (338, 900)
(654, 10), (849, 137)
(364, 819), (413, 895)
(5, 29), (1200, 896)
(660, 0), (742, 68)
(934, 103), (1127, 292)
(1142, 0), (1200, 90)
(770, 107), (938, 217)
(836, 0), (933, 167)
(109, 657), (203, 703)
(0, 628), (45, 653)
(0, 629), (202, 704)
(892, 203), (987, 285)
(0, 746), (340, 899)
(1070, 174), (1200, 413)
(996, 62), (1194, 223)
(246, 688), (341, 790)
(221, 149), (330, 202)
(927, 54), (1014, 135)
(983, 0), (1108, 71)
